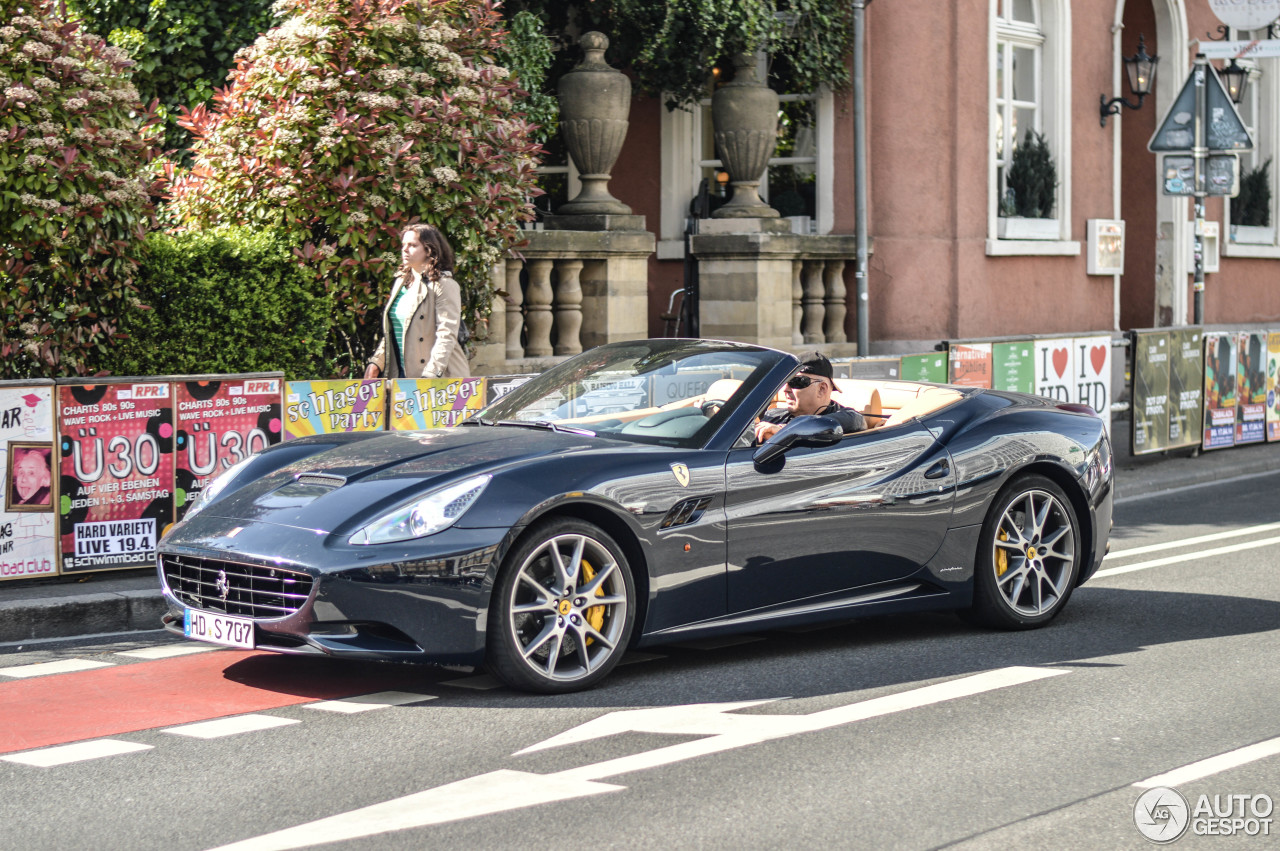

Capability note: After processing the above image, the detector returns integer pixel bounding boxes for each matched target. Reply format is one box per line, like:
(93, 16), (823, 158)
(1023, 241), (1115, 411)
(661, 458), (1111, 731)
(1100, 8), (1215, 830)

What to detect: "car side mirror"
(752, 415), (843, 466)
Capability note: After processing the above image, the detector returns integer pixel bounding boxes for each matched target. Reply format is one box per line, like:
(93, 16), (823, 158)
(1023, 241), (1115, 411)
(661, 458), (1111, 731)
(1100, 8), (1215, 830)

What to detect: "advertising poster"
(485, 374), (536, 404)
(1202, 332), (1238, 449)
(284, 380), (386, 440)
(1168, 328), (1203, 449)
(389, 378), (486, 430)
(843, 358), (900, 380)
(992, 341), (1035, 394)
(57, 381), (174, 573)
(175, 377), (283, 520)
(575, 375), (650, 417)
(1268, 332), (1280, 442)
(1235, 331), (1267, 445)
(1073, 335), (1113, 431)
(0, 382), (58, 581)
(1132, 332), (1171, 455)
(948, 343), (993, 388)
(900, 353), (947, 384)
(1034, 338), (1074, 402)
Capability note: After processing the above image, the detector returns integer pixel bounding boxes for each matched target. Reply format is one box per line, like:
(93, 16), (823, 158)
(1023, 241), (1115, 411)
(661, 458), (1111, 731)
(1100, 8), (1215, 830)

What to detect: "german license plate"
(184, 609), (255, 649)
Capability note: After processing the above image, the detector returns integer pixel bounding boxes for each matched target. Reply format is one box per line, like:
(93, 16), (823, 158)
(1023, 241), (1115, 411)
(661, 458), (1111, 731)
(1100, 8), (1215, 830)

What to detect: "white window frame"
(1222, 41), (1280, 258)
(658, 59), (834, 259)
(986, 0), (1078, 256)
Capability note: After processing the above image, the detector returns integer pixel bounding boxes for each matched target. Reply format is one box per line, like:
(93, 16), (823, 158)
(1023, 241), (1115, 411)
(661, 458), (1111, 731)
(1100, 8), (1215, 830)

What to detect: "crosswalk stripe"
(162, 714), (300, 739)
(305, 692), (437, 713)
(2, 739), (152, 767)
(1094, 535), (1280, 578)
(1134, 735), (1280, 789)
(0, 658), (114, 678)
(1107, 521), (1280, 559)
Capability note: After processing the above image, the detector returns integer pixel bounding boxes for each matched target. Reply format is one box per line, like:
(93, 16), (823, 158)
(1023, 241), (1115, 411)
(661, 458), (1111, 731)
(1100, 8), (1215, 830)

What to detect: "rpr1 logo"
(1135, 787), (1273, 843)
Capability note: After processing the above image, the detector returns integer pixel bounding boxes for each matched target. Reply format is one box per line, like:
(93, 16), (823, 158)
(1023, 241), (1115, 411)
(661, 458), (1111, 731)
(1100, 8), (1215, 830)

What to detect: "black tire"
(967, 474), (1081, 630)
(486, 518), (636, 693)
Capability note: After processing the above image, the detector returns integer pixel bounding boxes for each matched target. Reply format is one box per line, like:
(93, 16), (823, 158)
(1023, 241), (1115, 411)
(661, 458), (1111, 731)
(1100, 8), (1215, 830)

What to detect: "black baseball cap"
(795, 350), (839, 391)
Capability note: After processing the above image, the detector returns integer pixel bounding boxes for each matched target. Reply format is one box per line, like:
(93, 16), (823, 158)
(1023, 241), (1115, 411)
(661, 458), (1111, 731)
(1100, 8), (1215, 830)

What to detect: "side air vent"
(660, 496), (713, 530)
(296, 472), (347, 488)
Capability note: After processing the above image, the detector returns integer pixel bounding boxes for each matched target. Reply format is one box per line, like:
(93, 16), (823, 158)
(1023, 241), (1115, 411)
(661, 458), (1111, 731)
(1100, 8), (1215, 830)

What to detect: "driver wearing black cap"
(753, 350), (866, 444)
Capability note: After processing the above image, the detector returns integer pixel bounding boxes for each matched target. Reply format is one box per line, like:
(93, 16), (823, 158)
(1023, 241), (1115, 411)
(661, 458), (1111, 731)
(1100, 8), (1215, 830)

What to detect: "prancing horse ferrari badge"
(670, 463), (690, 488)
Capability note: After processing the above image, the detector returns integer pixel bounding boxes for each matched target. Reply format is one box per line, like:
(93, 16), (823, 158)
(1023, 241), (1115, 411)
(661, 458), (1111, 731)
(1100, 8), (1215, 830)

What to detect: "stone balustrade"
(690, 221), (862, 354)
(469, 220), (655, 376)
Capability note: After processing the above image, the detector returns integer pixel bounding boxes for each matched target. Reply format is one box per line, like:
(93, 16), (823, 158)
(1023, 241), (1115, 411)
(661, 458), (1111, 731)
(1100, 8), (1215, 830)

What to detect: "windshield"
(474, 339), (786, 447)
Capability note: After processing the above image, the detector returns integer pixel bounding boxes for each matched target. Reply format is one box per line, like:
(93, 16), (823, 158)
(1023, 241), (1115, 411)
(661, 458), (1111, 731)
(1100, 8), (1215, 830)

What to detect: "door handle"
(923, 459), (950, 480)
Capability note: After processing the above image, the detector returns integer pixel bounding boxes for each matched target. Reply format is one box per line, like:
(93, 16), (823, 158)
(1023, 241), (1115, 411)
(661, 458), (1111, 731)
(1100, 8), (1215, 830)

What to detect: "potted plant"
(998, 129), (1059, 240)
(1230, 158), (1274, 245)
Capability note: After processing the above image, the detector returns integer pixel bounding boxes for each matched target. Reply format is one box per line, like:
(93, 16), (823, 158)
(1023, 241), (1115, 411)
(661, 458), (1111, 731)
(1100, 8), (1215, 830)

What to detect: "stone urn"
(711, 53), (779, 218)
(556, 32), (632, 216)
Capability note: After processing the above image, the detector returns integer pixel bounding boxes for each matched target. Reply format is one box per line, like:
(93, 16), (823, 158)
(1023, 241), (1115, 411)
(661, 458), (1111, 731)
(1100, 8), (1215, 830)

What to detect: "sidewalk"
(3, 420), (1279, 646)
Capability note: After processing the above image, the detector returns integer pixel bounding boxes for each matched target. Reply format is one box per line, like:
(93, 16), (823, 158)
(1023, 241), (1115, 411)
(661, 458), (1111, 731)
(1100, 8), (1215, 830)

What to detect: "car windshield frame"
(472, 339), (788, 449)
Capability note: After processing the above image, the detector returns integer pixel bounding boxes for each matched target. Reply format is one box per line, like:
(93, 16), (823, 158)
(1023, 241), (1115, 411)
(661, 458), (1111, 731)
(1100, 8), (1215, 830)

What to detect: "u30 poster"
(56, 381), (174, 573)
(175, 376), (283, 520)
(0, 381), (58, 581)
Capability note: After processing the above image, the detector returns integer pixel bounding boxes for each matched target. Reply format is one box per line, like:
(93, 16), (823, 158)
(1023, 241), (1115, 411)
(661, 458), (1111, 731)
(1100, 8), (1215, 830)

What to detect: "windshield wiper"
(495, 420), (596, 436)
(459, 417), (494, 426)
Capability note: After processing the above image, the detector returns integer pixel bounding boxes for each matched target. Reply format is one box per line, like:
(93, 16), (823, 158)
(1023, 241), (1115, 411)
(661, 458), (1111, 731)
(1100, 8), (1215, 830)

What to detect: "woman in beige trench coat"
(364, 223), (469, 380)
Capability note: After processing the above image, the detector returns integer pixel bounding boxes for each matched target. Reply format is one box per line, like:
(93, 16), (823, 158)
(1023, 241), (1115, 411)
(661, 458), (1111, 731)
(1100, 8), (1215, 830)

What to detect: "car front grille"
(161, 554), (313, 619)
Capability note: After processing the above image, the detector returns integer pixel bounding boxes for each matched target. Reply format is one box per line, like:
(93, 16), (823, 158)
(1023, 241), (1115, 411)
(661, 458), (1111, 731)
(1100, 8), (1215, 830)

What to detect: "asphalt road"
(1, 472), (1278, 850)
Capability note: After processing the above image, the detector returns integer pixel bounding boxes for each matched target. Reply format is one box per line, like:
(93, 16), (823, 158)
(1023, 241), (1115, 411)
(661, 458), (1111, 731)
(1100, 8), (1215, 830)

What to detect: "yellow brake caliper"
(580, 559), (606, 641)
(996, 529), (1009, 577)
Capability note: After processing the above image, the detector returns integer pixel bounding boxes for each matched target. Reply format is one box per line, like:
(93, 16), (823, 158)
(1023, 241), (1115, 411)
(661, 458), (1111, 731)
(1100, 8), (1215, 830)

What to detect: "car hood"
(194, 426), (606, 533)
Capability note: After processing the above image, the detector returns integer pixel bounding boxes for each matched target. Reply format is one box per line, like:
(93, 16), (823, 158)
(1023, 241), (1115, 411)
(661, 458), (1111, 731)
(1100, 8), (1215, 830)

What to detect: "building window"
(659, 54), (834, 258)
(987, 0), (1076, 254)
(1225, 34), (1278, 254)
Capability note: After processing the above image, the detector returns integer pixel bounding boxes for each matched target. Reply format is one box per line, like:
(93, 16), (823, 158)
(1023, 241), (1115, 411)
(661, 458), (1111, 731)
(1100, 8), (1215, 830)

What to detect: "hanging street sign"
(1196, 38), (1280, 59)
(1161, 153), (1240, 196)
(1149, 64), (1254, 152)
(1208, 0), (1280, 31)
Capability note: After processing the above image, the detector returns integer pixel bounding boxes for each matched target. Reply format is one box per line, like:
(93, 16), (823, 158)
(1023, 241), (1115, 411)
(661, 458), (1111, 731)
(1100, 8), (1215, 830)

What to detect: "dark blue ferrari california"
(157, 339), (1113, 692)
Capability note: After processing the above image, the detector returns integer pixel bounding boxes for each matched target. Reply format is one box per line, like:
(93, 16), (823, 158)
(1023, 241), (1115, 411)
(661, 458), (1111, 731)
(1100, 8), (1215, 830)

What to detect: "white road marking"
(1107, 521), (1280, 559)
(0, 658), (113, 678)
(304, 692), (437, 714)
(209, 666), (1066, 851)
(439, 674), (503, 690)
(162, 714), (299, 739)
(1134, 735), (1280, 789)
(116, 644), (220, 660)
(1093, 535), (1280, 578)
(667, 634), (765, 650)
(2, 739), (152, 767)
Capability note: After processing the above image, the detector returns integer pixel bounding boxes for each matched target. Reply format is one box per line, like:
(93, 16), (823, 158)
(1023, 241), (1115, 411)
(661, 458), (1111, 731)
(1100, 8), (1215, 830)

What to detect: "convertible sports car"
(157, 339), (1113, 693)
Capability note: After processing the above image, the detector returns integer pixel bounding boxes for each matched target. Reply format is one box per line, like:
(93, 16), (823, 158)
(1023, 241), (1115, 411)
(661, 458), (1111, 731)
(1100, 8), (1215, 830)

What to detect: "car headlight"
(348, 474), (491, 545)
(183, 453), (257, 521)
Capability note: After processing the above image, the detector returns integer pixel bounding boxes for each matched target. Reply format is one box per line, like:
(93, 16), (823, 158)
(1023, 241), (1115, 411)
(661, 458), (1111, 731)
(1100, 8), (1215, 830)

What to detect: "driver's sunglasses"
(786, 375), (823, 390)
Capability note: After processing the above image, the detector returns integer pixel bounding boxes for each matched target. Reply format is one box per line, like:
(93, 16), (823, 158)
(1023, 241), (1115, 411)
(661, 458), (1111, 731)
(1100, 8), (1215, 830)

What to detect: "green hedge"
(98, 227), (334, 379)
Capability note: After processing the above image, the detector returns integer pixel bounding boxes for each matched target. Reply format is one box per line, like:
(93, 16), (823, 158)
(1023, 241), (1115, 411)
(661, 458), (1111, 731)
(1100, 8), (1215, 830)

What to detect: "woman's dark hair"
(401, 223), (455, 281)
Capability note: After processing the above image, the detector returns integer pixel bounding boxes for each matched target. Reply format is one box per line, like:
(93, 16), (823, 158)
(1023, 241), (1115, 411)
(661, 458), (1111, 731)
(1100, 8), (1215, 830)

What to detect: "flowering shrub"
(0, 0), (162, 378)
(166, 0), (542, 373)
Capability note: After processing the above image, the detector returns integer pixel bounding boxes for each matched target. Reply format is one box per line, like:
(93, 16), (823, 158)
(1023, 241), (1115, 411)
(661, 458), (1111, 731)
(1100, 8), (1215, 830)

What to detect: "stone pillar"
(524, 259), (555, 357)
(823, 259), (847, 343)
(504, 258), (524, 360)
(801, 259), (826, 344)
(553, 259), (584, 355)
(691, 219), (797, 350)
